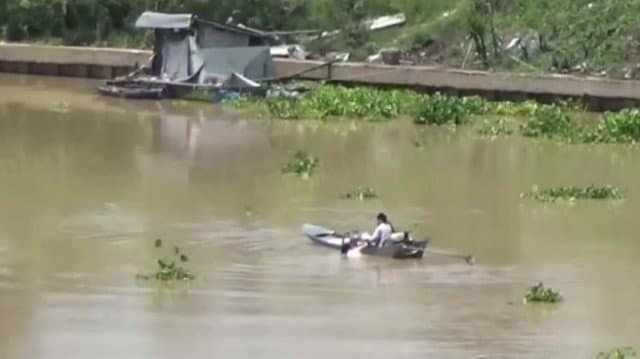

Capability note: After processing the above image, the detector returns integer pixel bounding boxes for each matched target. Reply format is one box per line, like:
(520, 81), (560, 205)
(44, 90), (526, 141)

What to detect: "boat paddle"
(407, 232), (475, 265)
(424, 248), (475, 265)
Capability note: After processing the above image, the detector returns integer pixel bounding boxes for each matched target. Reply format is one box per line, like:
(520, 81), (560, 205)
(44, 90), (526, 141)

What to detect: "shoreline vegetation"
(2, 1), (640, 80)
(230, 84), (640, 145)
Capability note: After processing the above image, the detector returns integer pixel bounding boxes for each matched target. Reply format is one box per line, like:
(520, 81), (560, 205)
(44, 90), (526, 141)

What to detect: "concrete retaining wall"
(1, 43), (639, 110)
(0, 43), (151, 79)
(272, 59), (640, 110)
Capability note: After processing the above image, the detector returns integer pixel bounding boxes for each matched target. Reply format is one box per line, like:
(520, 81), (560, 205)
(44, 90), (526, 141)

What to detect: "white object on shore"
(364, 13), (407, 31)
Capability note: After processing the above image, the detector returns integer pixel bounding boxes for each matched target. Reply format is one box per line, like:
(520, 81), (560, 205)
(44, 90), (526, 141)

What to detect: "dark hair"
(377, 213), (387, 223)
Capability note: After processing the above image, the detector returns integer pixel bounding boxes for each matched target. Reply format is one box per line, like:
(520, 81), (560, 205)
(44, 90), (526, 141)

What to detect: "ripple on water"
(56, 203), (147, 244)
(173, 219), (295, 260)
(0, 265), (19, 291)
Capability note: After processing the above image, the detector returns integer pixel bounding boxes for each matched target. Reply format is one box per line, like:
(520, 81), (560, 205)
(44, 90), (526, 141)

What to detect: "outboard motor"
(341, 235), (356, 255)
(340, 242), (350, 254)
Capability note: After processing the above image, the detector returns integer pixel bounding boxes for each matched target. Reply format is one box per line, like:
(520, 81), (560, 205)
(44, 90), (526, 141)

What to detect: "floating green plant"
(520, 105), (578, 140)
(282, 151), (319, 179)
(300, 85), (421, 120)
(51, 101), (71, 113)
(243, 85), (422, 121)
(517, 104), (640, 144)
(596, 347), (637, 359)
(591, 108), (640, 144)
(264, 97), (304, 120)
(412, 138), (424, 148)
(523, 282), (562, 303)
(137, 239), (194, 282)
(476, 117), (516, 137)
(231, 85), (640, 146)
(521, 185), (625, 203)
(341, 186), (378, 200)
(414, 93), (489, 126)
(490, 100), (541, 117)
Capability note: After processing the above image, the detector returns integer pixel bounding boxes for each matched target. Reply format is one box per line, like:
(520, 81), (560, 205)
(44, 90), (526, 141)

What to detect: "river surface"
(0, 73), (639, 358)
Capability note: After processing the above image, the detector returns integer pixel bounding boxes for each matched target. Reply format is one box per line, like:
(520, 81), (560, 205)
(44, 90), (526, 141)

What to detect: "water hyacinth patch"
(301, 85), (421, 120)
(233, 86), (494, 123)
(51, 101), (71, 113)
(490, 100), (541, 117)
(591, 108), (640, 144)
(231, 84), (640, 146)
(414, 93), (489, 126)
(595, 347), (637, 359)
(517, 103), (640, 144)
(523, 282), (562, 303)
(265, 97), (304, 120)
(521, 185), (625, 203)
(341, 186), (378, 200)
(520, 105), (576, 140)
(282, 151), (319, 179)
(476, 117), (516, 137)
(253, 85), (422, 121)
(149, 258), (194, 281)
(137, 239), (194, 282)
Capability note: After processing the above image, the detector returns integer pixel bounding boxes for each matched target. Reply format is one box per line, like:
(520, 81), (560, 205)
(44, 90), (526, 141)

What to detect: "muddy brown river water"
(0, 73), (639, 358)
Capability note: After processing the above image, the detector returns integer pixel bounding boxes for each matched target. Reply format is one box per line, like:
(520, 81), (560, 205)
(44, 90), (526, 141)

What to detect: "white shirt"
(371, 223), (392, 248)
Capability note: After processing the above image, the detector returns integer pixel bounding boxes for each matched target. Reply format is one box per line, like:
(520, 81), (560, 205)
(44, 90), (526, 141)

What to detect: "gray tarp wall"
(159, 30), (191, 80)
(189, 36), (204, 78)
(197, 25), (250, 47)
(134, 11), (272, 83)
(199, 47), (274, 82)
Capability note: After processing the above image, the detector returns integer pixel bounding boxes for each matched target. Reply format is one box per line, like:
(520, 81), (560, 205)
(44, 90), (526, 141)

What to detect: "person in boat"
(369, 213), (394, 248)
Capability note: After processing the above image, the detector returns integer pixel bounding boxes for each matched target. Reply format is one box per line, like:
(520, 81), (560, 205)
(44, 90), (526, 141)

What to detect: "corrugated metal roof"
(135, 11), (269, 38)
(196, 19), (269, 38)
(135, 11), (195, 29)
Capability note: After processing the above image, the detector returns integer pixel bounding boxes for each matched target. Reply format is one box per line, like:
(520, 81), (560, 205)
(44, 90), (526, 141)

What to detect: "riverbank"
(2, 43), (640, 111)
(0, 43), (150, 78)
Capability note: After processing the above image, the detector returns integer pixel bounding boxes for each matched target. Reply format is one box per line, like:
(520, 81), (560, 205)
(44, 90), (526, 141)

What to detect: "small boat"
(97, 84), (167, 100)
(302, 224), (426, 259)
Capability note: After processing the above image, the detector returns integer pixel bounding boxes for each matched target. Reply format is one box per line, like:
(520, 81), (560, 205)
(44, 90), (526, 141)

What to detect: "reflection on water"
(0, 73), (640, 358)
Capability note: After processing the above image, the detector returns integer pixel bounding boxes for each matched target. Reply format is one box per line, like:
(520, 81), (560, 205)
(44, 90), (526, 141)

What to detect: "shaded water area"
(1, 73), (640, 358)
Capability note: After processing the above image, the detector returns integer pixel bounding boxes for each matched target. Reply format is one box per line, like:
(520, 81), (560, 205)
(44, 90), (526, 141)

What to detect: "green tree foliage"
(0, 0), (397, 45)
(0, 0), (334, 46)
(1, 0), (145, 45)
(463, 0), (640, 74)
(463, 0), (508, 65)
(2, 0), (640, 77)
(0, 0), (437, 47)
